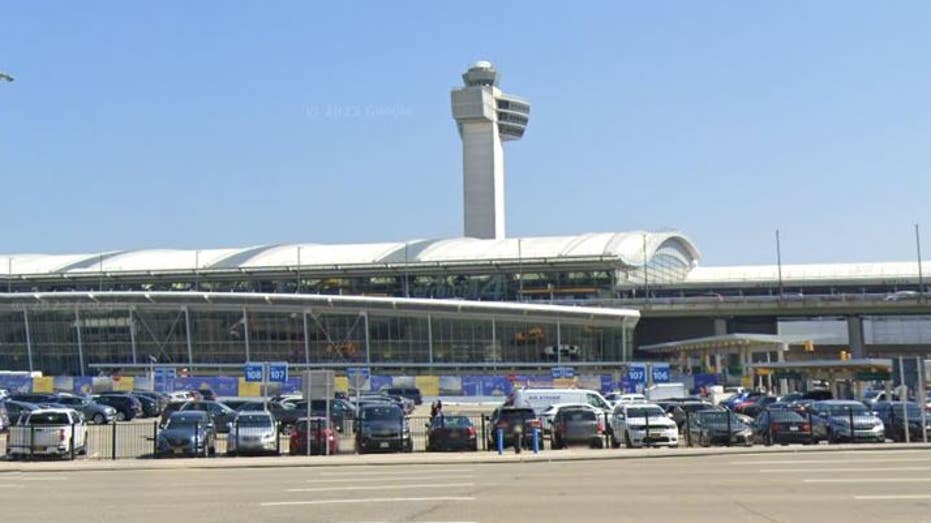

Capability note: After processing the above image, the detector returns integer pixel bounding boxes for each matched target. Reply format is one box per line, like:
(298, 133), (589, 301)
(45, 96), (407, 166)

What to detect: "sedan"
(289, 417), (339, 456)
(688, 410), (753, 447)
(227, 412), (279, 456)
(552, 407), (604, 449)
(426, 415), (478, 452)
(810, 400), (885, 443)
(752, 409), (812, 446)
(156, 412), (216, 458)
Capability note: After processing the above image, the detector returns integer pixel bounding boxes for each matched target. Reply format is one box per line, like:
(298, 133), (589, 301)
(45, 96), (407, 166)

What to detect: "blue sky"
(2, 1), (929, 265)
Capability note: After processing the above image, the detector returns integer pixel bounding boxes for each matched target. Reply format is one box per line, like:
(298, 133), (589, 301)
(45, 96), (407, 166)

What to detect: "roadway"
(3, 448), (931, 522)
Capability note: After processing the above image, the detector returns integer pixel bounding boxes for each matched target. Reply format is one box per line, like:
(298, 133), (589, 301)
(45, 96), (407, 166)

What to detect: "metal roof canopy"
(748, 359), (893, 371)
(639, 333), (809, 354)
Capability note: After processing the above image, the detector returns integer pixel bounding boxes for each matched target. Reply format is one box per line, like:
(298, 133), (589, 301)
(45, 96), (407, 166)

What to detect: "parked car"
(162, 401), (236, 434)
(227, 411), (279, 456)
(426, 415), (478, 452)
(610, 403), (678, 448)
(605, 393), (646, 408)
(134, 390), (170, 413)
(863, 389), (898, 409)
(688, 409), (754, 447)
(237, 400), (301, 432)
(752, 409), (813, 446)
(384, 387), (423, 406)
(486, 407), (540, 450)
(167, 391), (196, 403)
(542, 403), (602, 434)
(156, 411), (216, 458)
(810, 400), (885, 443)
(92, 394), (142, 421)
(740, 396), (780, 418)
(552, 407), (605, 449)
(6, 408), (87, 459)
(664, 401), (716, 429)
(355, 404), (411, 454)
(873, 401), (928, 442)
(50, 393), (116, 425)
(289, 417), (339, 455)
(3, 400), (39, 425)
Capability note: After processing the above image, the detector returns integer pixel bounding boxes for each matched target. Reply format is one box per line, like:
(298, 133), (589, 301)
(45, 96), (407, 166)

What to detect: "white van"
(505, 388), (612, 416)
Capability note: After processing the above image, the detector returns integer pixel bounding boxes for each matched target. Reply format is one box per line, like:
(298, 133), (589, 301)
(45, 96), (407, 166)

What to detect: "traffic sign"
(627, 363), (647, 385)
(551, 367), (575, 379)
(651, 363), (670, 383)
(268, 362), (289, 383)
(244, 362), (265, 383)
(346, 367), (371, 390)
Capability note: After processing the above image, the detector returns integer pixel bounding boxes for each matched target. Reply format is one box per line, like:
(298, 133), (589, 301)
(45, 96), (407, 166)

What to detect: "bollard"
(848, 406), (855, 442)
(533, 427), (539, 454)
(276, 421), (281, 455)
(481, 416), (487, 451)
(685, 410), (692, 447)
(152, 421), (158, 458)
(70, 422), (76, 460)
(726, 410), (732, 447)
(604, 412), (611, 449)
(111, 421), (117, 460)
(497, 428), (504, 455)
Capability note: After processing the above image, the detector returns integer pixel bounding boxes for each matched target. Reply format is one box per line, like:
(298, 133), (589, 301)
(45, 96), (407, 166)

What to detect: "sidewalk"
(2, 442), (930, 474)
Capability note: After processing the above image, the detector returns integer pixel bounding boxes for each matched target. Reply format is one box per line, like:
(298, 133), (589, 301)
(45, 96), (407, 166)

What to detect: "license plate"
(650, 431), (665, 436)
(379, 442), (389, 449)
(789, 426), (799, 431)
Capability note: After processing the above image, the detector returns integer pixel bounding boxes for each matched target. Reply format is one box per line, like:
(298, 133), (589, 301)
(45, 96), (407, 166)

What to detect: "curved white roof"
(0, 231), (700, 276)
(684, 261), (931, 285)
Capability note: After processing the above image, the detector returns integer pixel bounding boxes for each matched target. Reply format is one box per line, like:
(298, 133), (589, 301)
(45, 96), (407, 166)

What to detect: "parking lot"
(3, 447), (931, 522)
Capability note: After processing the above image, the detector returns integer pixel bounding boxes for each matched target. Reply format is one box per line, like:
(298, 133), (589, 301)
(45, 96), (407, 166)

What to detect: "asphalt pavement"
(3, 447), (931, 522)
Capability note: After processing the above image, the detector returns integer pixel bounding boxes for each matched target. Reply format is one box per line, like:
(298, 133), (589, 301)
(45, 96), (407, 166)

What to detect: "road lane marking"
(855, 495), (931, 500)
(0, 476), (68, 481)
(319, 468), (473, 476)
(761, 466), (931, 473)
(734, 458), (931, 465)
(806, 478), (931, 483)
(288, 482), (474, 493)
(261, 496), (475, 507)
(307, 475), (474, 483)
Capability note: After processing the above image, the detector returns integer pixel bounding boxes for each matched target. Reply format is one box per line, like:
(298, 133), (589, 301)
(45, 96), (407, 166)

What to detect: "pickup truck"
(6, 409), (87, 459)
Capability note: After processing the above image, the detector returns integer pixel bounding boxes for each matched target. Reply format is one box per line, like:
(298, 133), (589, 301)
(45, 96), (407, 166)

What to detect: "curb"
(3, 442), (930, 474)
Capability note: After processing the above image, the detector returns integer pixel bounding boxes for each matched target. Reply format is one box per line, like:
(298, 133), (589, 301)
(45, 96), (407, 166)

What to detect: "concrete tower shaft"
(451, 61), (530, 240)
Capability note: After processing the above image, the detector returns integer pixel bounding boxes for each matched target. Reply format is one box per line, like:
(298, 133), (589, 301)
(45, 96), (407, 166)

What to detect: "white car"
(610, 403), (678, 448)
(605, 392), (646, 408)
(6, 408), (87, 459)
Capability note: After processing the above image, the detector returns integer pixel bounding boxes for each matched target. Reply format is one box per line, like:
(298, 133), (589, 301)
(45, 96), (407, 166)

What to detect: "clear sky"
(2, 1), (930, 266)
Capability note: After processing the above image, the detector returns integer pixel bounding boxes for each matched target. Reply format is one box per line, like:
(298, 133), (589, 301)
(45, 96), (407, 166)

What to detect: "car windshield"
(562, 410), (596, 422)
(625, 406), (666, 418)
(432, 416), (472, 428)
(236, 415), (272, 427)
(822, 403), (867, 416)
(362, 406), (400, 421)
(29, 412), (70, 425)
(167, 416), (205, 429)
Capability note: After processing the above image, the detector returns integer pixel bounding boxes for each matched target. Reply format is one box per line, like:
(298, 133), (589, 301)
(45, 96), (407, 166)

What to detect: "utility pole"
(776, 229), (784, 298)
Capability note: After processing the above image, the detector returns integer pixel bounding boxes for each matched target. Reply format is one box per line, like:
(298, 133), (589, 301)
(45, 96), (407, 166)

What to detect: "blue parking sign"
(651, 363), (670, 383)
(627, 363), (647, 385)
(268, 362), (288, 383)
(244, 362), (265, 383)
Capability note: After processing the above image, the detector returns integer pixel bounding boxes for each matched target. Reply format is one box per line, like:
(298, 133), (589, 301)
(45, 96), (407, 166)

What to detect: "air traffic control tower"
(451, 61), (530, 240)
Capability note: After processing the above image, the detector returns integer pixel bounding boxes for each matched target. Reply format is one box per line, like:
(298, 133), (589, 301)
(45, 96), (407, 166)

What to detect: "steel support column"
(22, 308), (33, 373)
(363, 311), (371, 366)
(242, 307), (250, 362)
(129, 308), (138, 365)
(184, 307), (194, 366)
(74, 308), (86, 377)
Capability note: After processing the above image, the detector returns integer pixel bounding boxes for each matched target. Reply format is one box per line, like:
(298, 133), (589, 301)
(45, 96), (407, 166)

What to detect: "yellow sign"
(238, 378), (261, 397)
(32, 376), (54, 393)
(415, 375), (440, 397)
(113, 377), (134, 391)
(755, 369), (772, 376)
(740, 375), (753, 388)
(334, 376), (349, 393)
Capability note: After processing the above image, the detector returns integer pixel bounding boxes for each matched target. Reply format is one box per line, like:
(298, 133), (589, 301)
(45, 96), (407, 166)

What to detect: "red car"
(289, 417), (339, 455)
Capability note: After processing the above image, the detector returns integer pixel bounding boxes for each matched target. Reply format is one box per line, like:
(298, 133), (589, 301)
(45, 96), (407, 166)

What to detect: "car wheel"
(624, 431), (633, 449)
(610, 434), (621, 449)
(92, 414), (105, 425)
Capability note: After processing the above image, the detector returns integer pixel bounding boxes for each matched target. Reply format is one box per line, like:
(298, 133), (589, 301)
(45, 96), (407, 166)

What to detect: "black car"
(355, 404), (411, 454)
(688, 409), (754, 446)
(3, 400), (39, 425)
(385, 387), (423, 406)
(752, 409), (812, 445)
(92, 394), (143, 421)
(426, 415), (478, 452)
(551, 407), (603, 449)
(99, 391), (159, 417)
(486, 407), (540, 450)
(162, 401), (236, 434)
(156, 411), (217, 458)
(874, 401), (929, 442)
(293, 399), (356, 432)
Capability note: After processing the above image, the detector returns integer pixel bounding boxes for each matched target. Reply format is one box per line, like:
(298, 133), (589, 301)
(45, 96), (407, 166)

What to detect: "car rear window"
(29, 412), (70, 425)
(563, 410), (596, 422)
(499, 410), (535, 423)
(769, 410), (804, 422)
